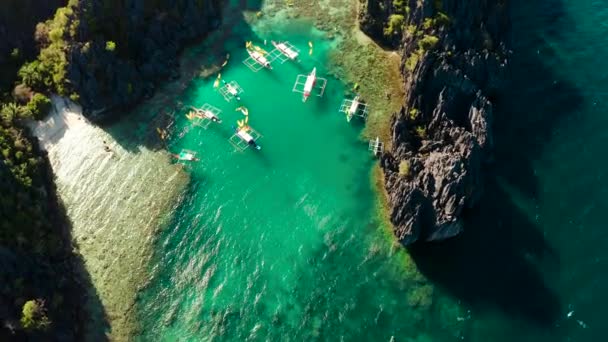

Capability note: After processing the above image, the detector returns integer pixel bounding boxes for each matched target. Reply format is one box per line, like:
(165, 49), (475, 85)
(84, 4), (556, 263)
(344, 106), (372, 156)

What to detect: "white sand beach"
(31, 96), (188, 340)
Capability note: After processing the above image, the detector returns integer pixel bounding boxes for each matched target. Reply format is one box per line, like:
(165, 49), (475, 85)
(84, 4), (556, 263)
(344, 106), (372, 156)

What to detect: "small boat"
(347, 95), (360, 122)
(271, 41), (299, 60)
(247, 48), (271, 69)
(227, 83), (238, 96)
(303, 67), (317, 102)
(236, 128), (261, 150)
(173, 150), (199, 162)
(197, 109), (221, 123)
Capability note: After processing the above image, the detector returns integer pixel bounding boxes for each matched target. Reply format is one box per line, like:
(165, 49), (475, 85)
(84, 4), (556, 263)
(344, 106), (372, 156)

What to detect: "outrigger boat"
(172, 149), (199, 162)
(219, 80), (243, 102)
(303, 67), (317, 102)
(236, 128), (261, 150)
(226, 81), (240, 98)
(247, 48), (271, 69)
(368, 137), (384, 156)
(293, 67), (327, 102)
(243, 42), (276, 72)
(186, 104), (222, 128)
(340, 94), (369, 122)
(229, 116), (262, 151)
(271, 40), (299, 61)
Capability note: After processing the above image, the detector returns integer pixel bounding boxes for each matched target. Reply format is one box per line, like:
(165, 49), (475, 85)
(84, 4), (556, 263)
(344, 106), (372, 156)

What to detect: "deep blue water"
(410, 0), (608, 340)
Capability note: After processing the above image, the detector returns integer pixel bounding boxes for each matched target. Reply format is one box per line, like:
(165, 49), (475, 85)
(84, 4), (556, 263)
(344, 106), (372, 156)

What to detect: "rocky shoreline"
(360, 0), (509, 244)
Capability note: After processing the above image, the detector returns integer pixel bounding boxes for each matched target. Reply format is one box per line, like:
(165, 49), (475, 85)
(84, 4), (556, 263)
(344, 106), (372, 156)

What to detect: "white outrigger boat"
(271, 40), (299, 61)
(186, 104), (222, 128)
(293, 67), (327, 102)
(236, 128), (261, 150)
(340, 94), (369, 122)
(248, 48), (271, 69)
(243, 42), (276, 72)
(229, 116), (262, 151)
(303, 68), (317, 102)
(347, 95), (361, 121)
(368, 137), (384, 156)
(219, 80), (243, 102)
(172, 149), (199, 162)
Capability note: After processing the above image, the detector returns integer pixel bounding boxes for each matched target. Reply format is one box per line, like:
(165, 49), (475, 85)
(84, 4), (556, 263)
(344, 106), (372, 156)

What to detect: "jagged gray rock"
(364, 0), (509, 244)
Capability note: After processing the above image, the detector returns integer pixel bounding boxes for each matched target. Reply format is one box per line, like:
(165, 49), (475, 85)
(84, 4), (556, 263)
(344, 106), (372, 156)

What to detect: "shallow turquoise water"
(134, 8), (463, 342)
(133, 1), (608, 341)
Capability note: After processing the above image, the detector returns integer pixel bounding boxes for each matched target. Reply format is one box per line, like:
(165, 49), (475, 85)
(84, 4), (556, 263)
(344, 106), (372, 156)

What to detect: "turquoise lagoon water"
(131, 0), (608, 341)
(134, 8), (457, 342)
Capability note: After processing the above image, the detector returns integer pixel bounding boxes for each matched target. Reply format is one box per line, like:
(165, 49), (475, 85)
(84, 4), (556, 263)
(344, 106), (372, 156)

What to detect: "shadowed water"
(411, 0), (608, 341)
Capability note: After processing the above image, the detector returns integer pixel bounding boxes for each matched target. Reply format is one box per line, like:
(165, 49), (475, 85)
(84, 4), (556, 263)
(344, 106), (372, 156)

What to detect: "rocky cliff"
(360, 0), (509, 244)
(0, 0), (65, 90)
(63, 0), (223, 121)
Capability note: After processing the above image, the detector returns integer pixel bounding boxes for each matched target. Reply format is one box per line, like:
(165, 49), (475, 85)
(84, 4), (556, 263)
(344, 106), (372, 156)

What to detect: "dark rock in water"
(361, 0), (509, 244)
(64, 0), (223, 122)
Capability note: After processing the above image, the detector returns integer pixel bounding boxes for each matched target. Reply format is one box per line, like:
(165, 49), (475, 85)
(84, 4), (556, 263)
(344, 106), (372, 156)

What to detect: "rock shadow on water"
(492, 0), (582, 200)
(408, 181), (561, 328)
(408, 0), (585, 329)
(0, 158), (110, 341)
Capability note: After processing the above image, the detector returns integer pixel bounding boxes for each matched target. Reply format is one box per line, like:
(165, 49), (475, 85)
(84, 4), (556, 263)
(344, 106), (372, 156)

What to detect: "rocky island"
(360, 0), (509, 244)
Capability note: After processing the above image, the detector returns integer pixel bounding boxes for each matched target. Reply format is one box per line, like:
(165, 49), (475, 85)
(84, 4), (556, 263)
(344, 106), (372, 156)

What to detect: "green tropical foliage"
(21, 300), (51, 331)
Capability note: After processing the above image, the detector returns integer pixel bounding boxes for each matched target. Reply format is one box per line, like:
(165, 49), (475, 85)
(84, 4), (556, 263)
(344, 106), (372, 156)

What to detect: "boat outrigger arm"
(243, 43), (277, 72)
(187, 104), (222, 128)
(219, 80), (244, 102)
(339, 94), (369, 122)
(368, 137), (384, 156)
(268, 40), (300, 63)
(238, 129), (261, 150)
(292, 67), (327, 102)
(173, 149), (199, 162)
(229, 126), (262, 151)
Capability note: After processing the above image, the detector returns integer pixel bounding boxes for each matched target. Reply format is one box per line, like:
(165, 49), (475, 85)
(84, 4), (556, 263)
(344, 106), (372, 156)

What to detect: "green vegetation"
(18, 3), (77, 95)
(384, 14), (405, 37)
(419, 35), (439, 50)
(420, 12), (451, 32)
(405, 51), (420, 72)
(399, 160), (411, 177)
(0, 5), (77, 337)
(393, 0), (411, 16)
(21, 299), (51, 331)
(105, 40), (116, 52)
(415, 126), (427, 138)
(409, 108), (420, 120)
(406, 24), (417, 36)
(27, 93), (52, 120)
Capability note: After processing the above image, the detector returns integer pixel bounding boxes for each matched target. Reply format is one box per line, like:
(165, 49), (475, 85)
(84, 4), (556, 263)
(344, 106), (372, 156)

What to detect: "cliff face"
(65, 0), (223, 120)
(0, 0), (65, 89)
(360, 0), (509, 244)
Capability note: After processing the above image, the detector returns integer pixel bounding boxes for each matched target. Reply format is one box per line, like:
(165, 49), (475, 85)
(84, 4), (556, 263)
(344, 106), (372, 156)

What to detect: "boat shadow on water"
(409, 0), (583, 329)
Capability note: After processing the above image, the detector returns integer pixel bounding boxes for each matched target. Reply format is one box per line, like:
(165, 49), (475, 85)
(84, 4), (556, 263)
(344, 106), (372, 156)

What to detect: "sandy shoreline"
(32, 96), (89, 151)
(31, 96), (189, 340)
